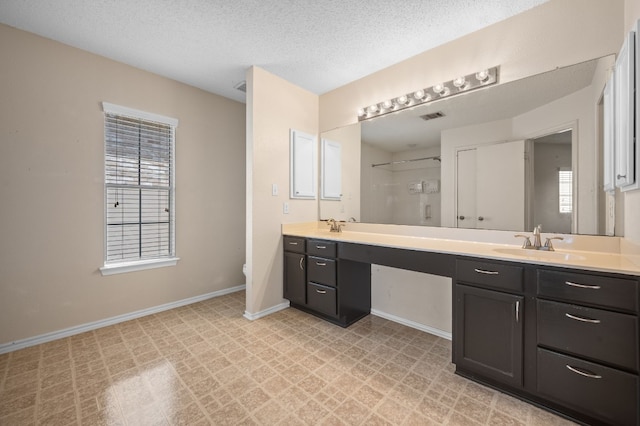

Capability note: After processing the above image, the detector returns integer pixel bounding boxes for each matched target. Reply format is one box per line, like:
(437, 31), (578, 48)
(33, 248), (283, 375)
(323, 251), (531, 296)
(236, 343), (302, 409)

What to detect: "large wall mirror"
(320, 55), (619, 236)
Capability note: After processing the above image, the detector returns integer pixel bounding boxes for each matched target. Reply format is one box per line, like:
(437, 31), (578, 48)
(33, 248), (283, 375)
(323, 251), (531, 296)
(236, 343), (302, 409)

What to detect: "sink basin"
(493, 247), (586, 262)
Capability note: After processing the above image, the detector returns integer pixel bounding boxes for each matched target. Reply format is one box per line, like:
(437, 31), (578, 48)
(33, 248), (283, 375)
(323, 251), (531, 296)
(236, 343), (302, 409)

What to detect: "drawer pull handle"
(515, 300), (520, 323)
(474, 268), (499, 275)
(288, 241), (298, 245)
(565, 281), (600, 290)
(565, 313), (601, 324)
(316, 245), (327, 249)
(316, 262), (327, 266)
(299, 257), (304, 271)
(566, 364), (602, 379)
(315, 289), (327, 294)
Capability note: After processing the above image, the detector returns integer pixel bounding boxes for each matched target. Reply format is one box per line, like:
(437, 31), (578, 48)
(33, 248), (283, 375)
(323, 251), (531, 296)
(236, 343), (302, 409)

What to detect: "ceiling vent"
(234, 81), (247, 93)
(420, 111), (445, 121)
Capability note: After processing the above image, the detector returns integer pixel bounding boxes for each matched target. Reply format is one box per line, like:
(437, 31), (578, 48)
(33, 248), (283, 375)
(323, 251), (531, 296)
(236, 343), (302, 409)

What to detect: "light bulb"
(433, 84), (450, 97)
(475, 69), (490, 82)
(396, 95), (409, 105)
(357, 108), (366, 117)
(414, 89), (425, 100)
(453, 76), (467, 89)
(381, 100), (394, 109)
(367, 104), (379, 114)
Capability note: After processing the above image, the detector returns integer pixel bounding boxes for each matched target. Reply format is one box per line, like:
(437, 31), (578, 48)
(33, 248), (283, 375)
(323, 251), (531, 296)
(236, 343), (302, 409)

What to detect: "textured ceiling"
(0, 0), (548, 103)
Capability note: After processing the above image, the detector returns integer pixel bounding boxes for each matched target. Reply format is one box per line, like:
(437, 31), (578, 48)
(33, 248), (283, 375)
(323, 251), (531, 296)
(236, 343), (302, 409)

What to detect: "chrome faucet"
(327, 218), (344, 233)
(532, 224), (542, 249)
(515, 224), (564, 251)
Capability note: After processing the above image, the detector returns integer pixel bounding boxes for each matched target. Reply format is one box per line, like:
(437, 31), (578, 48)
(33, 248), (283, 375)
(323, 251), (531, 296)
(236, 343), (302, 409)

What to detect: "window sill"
(100, 258), (180, 276)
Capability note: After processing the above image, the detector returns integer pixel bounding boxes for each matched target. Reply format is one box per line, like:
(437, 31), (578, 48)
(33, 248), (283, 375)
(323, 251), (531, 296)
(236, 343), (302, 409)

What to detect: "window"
(100, 103), (178, 275)
(558, 169), (572, 214)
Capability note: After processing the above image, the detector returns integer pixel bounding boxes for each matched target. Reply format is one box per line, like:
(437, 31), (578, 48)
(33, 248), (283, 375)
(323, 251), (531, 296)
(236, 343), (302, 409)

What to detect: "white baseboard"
(370, 308), (452, 340)
(0, 284), (246, 355)
(244, 301), (290, 321)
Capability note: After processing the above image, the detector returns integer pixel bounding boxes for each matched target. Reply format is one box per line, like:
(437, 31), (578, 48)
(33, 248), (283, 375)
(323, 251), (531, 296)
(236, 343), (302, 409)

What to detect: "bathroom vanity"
(282, 223), (640, 426)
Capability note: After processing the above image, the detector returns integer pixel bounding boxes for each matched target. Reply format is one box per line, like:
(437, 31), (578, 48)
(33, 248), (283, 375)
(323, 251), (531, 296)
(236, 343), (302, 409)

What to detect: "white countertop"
(282, 222), (640, 276)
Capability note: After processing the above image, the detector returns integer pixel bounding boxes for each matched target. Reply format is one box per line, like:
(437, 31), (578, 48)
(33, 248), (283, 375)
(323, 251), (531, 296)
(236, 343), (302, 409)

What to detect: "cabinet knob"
(477, 216), (484, 221)
(458, 215), (465, 220)
(617, 174), (627, 180)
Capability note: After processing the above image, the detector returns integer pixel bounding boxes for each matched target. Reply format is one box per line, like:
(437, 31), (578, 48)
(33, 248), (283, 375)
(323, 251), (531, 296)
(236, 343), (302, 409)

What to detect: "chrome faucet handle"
(514, 234), (533, 249)
(327, 218), (344, 232)
(543, 236), (564, 251)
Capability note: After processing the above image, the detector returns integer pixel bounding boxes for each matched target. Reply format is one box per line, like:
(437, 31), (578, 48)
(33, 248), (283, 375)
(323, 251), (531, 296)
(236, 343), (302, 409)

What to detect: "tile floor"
(0, 291), (576, 425)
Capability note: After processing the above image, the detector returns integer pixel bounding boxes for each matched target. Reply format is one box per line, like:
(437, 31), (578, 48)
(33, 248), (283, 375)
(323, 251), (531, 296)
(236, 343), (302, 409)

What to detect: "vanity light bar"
(357, 67), (499, 121)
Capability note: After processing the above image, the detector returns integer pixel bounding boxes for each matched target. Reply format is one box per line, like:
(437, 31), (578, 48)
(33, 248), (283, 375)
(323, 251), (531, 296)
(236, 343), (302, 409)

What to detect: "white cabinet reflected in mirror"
(321, 138), (342, 200)
(613, 29), (637, 191)
(318, 124), (361, 221)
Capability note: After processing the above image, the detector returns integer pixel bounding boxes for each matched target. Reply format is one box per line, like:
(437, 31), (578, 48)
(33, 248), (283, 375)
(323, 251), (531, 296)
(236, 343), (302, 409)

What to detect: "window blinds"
(558, 170), (573, 214)
(104, 111), (175, 263)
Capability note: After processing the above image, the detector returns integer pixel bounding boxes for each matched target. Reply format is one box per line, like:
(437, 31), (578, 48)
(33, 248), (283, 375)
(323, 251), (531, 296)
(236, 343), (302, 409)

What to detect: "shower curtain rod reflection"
(371, 156), (441, 168)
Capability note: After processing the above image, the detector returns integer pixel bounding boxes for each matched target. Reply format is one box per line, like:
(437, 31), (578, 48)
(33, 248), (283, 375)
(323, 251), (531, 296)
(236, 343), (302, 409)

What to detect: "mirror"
(320, 55), (617, 235)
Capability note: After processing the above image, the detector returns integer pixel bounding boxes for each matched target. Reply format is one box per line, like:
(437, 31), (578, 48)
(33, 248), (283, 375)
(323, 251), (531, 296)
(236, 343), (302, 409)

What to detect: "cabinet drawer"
(537, 269), (638, 313)
(307, 240), (337, 258)
(456, 259), (523, 292)
(307, 256), (336, 287)
(537, 300), (638, 371)
(537, 348), (638, 426)
(284, 236), (306, 254)
(307, 283), (337, 317)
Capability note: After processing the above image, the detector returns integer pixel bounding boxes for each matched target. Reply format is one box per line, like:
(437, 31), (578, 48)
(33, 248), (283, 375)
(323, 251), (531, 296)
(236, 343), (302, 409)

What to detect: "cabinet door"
(284, 252), (306, 305)
(456, 141), (526, 231)
(455, 284), (524, 388)
(476, 141), (526, 231)
(290, 129), (317, 199)
(614, 31), (636, 189)
(456, 148), (478, 229)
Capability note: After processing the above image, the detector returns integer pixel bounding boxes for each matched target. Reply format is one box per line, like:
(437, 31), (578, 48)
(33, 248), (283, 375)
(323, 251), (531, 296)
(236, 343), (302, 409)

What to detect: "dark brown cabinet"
(283, 236), (371, 327)
(284, 251), (306, 305)
(455, 285), (524, 388)
(284, 236), (307, 305)
(535, 268), (639, 425)
(454, 259), (524, 389)
(454, 257), (640, 426)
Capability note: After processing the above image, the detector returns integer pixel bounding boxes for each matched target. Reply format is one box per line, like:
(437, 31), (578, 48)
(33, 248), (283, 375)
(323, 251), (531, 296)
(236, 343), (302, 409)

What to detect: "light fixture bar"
(357, 67), (499, 122)
(371, 155), (441, 168)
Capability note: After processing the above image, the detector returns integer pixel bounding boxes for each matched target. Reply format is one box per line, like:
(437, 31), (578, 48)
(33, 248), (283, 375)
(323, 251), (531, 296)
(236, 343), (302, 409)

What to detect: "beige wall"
(245, 67), (319, 316)
(0, 24), (246, 345)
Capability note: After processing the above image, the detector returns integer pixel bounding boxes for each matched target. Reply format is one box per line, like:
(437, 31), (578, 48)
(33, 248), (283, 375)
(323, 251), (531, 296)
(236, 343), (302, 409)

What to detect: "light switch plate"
(272, 184), (278, 196)
(283, 202), (289, 214)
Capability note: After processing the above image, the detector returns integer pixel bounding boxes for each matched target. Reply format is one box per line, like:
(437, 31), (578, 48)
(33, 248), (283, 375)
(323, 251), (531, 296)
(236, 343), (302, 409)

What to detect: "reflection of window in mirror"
(558, 169), (572, 214)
